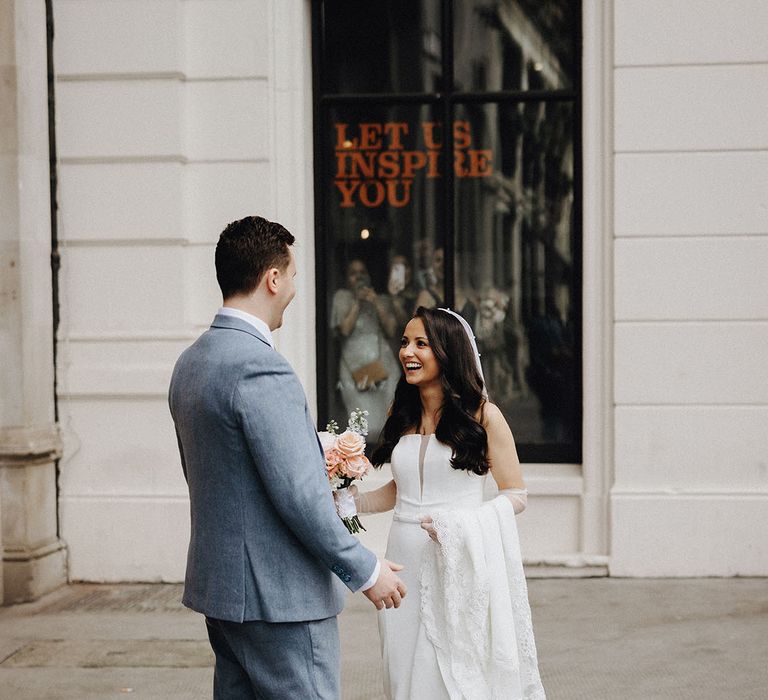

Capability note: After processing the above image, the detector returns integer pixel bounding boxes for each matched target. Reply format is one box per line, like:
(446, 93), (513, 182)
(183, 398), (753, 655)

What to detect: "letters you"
(333, 121), (493, 208)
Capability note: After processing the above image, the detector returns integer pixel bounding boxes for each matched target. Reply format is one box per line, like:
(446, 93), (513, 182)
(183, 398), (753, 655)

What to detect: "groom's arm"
(235, 355), (378, 592)
(173, 428), (188, 483)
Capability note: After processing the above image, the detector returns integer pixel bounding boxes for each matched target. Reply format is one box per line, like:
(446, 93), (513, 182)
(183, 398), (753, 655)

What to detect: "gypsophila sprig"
(325, 419), (340, 436)
(347, 408), (369, 437)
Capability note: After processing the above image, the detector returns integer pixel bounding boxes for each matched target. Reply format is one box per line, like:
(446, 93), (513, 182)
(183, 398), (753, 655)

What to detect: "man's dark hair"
(215, 216), (295, 299)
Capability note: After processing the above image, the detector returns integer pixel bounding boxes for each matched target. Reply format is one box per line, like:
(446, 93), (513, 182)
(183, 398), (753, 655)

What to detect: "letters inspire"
(333, 121), (493, 208)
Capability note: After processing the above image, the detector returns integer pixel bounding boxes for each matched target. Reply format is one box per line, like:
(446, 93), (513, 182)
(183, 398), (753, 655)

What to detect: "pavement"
(0, 578), (766, 699)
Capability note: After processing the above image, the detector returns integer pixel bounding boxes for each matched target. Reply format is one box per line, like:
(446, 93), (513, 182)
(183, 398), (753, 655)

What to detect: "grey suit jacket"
(169, 314), (377, 623)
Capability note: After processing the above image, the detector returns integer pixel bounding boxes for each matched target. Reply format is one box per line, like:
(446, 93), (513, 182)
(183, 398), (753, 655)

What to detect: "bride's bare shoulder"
(477, 401), (505, 429)
(478, 401), (509, 433)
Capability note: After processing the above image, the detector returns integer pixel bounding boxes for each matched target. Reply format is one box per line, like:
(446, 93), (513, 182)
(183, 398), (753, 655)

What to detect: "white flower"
(317, 431), (337, 452)
(347, 408), (370, 437)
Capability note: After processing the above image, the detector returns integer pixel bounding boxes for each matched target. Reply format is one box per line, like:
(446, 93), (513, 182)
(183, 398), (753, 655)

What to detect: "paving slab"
(527, 578), (768, 700)
(0, 579), (765, 700)
(339, 577), (768, 700)
(2, 639), (212, 669)
(0, 668), (212, 700)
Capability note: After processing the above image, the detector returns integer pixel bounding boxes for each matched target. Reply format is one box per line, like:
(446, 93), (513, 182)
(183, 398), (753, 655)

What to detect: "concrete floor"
(0, 578), (766, 699)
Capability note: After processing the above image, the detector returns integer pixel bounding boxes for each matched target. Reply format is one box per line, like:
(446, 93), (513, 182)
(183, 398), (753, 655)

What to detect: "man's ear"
(264, 268), (279, 295)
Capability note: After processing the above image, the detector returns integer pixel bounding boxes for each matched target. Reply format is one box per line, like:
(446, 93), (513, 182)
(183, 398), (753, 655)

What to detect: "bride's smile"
(399, 317), (440, 386)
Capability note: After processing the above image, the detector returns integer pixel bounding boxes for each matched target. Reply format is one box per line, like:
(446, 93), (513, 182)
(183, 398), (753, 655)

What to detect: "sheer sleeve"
(499, 487), (528, 515)
(354, 479), (396, 514)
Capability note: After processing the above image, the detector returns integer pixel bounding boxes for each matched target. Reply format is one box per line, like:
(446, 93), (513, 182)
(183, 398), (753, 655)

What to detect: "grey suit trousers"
(205, 615), (340, 699)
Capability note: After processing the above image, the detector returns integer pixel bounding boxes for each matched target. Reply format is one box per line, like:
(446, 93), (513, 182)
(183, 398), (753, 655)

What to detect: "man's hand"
(363, 559), (407, 610)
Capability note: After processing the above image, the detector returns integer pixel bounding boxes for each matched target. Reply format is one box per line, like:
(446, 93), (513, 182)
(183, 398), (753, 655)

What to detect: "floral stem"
(341, 516), (367, 534)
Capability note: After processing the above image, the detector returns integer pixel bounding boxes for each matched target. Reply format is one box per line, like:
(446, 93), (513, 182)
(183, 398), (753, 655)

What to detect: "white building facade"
(1, 0), (766, 602)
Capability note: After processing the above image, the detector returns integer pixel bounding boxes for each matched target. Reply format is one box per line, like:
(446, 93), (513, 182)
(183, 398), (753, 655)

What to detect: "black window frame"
(312, 0), (583, 463)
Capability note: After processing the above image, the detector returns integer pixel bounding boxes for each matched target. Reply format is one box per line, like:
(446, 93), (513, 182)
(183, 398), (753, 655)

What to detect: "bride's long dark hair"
(371, 307), (490, 475)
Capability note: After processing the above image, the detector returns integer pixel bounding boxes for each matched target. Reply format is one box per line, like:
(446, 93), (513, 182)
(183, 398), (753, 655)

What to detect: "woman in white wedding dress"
(353, 307), (545, 700)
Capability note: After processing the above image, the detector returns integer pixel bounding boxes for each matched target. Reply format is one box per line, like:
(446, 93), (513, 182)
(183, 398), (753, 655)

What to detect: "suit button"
(344, 575), (351, 583)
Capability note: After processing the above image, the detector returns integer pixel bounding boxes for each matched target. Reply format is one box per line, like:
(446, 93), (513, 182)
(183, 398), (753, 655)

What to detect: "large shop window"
(313, 0), (582, 463)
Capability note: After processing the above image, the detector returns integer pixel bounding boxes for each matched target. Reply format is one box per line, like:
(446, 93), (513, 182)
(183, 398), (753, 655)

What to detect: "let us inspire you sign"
(333, 120), (493, 208)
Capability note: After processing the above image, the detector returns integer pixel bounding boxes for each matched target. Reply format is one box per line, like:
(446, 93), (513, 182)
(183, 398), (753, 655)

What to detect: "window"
(313, 0), (581, 462)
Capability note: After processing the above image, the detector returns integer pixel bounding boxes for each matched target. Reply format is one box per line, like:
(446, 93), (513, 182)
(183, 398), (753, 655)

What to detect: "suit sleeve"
(175, 428), (188, 483)
(169, 371), (188, 483)
(234, 356), (378, 591)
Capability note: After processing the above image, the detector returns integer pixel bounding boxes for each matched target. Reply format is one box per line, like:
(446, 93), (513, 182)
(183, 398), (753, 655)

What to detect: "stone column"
(0, 0), (67, 604)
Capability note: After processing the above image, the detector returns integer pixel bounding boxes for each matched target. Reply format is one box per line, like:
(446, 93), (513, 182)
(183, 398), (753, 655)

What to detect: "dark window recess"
(313, 0), (582, 463)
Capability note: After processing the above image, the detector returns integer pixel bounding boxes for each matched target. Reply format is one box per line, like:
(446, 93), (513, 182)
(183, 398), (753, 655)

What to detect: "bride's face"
(400, 317), (441, 387)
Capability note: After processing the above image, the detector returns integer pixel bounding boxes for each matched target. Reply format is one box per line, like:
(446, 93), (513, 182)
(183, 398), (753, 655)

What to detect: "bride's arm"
(483, 402), (528, 515)
(351, 479), (397, 514)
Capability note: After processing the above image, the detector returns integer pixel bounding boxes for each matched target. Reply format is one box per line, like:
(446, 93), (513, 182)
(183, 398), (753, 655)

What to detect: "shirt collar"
(217, 307), (275, 348)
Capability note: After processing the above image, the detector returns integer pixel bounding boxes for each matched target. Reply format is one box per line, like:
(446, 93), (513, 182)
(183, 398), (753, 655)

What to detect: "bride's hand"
(347, 484), (360, 510)
(420, 516), (438, 542)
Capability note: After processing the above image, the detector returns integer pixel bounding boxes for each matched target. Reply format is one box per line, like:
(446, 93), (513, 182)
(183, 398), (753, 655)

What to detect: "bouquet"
(318, 408), (372, 533)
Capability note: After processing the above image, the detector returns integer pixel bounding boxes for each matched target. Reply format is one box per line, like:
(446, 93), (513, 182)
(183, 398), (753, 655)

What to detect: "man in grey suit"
(169, 216), (406, 698)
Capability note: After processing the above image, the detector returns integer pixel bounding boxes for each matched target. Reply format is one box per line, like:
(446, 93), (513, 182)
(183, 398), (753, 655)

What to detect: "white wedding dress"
(379, 434), (544, 700)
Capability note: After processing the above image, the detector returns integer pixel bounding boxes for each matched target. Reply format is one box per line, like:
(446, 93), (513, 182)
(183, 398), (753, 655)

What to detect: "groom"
(169, 216), (406, 699)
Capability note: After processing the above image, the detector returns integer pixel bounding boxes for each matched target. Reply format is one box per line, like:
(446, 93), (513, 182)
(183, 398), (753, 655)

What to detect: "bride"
(353, 307), (545, 700)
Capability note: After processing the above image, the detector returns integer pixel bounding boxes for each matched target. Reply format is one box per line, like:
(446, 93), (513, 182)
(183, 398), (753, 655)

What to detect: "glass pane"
(320, 104), (446, 443)
(454, 0), (578, 92)
(321, 0), (442, 94)
(453, 101), (578, 448)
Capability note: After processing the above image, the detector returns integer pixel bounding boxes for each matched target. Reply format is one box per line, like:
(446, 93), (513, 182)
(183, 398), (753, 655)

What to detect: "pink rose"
(335, 430), (365, 459)
(325, 448), (345, 476)
(344, 454), (371, 480)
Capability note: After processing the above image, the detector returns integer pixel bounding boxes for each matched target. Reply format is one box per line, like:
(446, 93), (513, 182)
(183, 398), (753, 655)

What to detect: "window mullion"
(442, 0), (456, 309)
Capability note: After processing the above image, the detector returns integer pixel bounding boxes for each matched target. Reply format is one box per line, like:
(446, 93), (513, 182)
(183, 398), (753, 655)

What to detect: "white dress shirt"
(217, 306), (274, 348)
(215, 306), (380, 591)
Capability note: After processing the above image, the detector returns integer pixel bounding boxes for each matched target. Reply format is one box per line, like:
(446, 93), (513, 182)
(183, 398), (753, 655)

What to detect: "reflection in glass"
(454, 101), (577, 446)
(321, 104), (445, 442)
(321, 0), (442, 94)
(330, 259), (401, 445)
(316, 1), (581, 460)
(415, 244), (446, 310)
(454, 0), (578, 92)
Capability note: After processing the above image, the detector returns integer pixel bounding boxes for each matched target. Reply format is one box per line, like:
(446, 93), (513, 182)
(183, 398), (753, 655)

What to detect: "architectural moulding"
(0, 0), (67, 604)
(578, 0), (614, 570)
(0, 426), (62, 466)
(0, 427), (67, 604)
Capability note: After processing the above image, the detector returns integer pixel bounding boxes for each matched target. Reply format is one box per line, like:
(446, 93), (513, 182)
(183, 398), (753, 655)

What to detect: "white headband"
(437, 308), (488, 398)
